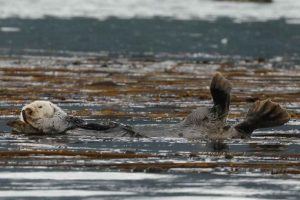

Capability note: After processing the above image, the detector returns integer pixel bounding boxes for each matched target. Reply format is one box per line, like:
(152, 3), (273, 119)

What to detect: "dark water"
(1, 18), (300, 60)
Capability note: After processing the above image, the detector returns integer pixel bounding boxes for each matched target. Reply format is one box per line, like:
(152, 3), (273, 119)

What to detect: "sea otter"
(131, 73), (290, 139)
(7, 100), (134, 135)
(7, 73), (290, 139)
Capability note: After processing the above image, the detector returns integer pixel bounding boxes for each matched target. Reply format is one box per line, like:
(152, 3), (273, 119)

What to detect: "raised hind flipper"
(234, 99), (290, 136)
(182, 73), (232, 127)
(210, 72), (232, 118)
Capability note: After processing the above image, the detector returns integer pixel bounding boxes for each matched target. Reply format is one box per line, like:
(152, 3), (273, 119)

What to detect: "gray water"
(1, 17), (300, 61)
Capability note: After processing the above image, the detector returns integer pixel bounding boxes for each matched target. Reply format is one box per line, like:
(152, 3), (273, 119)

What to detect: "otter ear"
(49, 102), (57, 114)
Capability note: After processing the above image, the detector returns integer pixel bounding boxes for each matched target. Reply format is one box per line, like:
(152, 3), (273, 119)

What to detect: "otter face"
(20, 101), (56, 125)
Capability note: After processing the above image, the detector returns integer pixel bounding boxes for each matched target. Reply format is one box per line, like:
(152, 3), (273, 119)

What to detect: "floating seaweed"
(0, 55), (299, 176)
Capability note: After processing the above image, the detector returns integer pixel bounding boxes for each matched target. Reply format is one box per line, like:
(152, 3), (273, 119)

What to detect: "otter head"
(20, 100), (56, 126)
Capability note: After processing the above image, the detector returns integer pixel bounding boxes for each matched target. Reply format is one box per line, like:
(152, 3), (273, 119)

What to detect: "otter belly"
(132, 122), (228, 140)
(133, 121), (242, 140)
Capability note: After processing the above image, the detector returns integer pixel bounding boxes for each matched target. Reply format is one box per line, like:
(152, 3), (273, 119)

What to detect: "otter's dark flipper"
(65, 116), (118, 131)
(210, 72), (232, 118)
(77, 122), (118, 131)
(235, 99), (290, 135)
(73, 118), (141, 137)
(7, 119), (41, 134)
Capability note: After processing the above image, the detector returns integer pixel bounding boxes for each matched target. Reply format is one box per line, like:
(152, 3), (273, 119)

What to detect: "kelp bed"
(0, 54), (299, 175)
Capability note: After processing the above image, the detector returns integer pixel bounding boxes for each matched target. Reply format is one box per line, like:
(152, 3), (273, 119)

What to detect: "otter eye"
(38, 106), (43, 109)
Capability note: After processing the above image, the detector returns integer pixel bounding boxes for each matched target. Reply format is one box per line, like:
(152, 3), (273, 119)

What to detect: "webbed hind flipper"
(65, 116), (115, 131)
(210, 72), (232, 118)
(77, 123), (117, 131)
(235, 99), (290, 135)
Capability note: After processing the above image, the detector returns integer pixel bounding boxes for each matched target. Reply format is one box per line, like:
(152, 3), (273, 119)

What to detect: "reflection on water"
(0, 170), (299, 199)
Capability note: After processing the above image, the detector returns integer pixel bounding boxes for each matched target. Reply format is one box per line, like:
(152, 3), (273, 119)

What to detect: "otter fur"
(131, 73), (290, 140)
(8, 100), (122, 134)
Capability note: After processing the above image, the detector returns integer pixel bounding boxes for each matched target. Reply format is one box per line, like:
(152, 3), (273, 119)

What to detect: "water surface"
(0, 55), (299, 199)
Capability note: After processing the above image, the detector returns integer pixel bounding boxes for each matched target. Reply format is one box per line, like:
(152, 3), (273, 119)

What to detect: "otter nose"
(24, 107), (33, 115)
